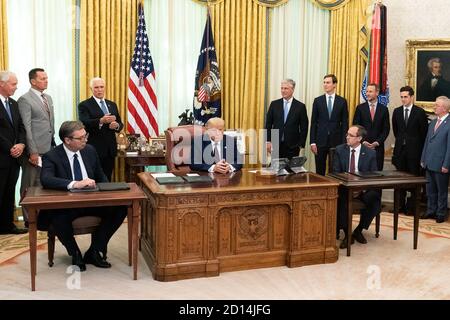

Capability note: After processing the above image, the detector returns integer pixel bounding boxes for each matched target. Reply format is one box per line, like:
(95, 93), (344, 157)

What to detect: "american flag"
(127, 3), (158, 138)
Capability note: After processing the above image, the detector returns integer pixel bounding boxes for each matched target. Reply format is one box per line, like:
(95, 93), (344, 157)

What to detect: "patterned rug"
(354, 212), (450, 239)
(0, 213), (448, 266)
(0, 231), (47, 266)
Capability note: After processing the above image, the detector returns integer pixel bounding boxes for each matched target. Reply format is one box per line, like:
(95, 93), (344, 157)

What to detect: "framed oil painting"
(406, 39), (450, 112)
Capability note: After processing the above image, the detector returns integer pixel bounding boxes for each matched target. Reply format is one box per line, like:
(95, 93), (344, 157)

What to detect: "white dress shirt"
(63, 144), (88, 189)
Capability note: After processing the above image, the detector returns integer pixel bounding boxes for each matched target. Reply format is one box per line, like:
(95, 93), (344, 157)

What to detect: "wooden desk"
(328, 171), (427, 257)
(20, 183), (146, 291)
(138, 170), (339, 281)
(118, 152), (166, 182)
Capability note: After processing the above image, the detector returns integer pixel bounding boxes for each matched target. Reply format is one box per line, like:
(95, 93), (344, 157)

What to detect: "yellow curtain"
(328, 0), (369, 123)
(79, 0), (139, 181)
(209, 0), (267, 134)
(0, 0), (8, 70)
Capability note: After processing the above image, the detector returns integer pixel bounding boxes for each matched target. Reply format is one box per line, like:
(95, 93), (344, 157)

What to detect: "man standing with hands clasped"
(78, 77), (123, 181)
(421, 96), (450, 223)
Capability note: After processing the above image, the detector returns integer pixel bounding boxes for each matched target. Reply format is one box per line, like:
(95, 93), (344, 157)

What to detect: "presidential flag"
(127, 3), (158, 138)
(361, 2), (389, 105)
(193, 11), (221, 126)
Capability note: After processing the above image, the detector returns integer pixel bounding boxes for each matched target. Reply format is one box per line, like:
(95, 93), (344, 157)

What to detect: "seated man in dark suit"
(189, 117), (243, 173)
(39, 121), (127, 271)
(332, 125), (381, 249)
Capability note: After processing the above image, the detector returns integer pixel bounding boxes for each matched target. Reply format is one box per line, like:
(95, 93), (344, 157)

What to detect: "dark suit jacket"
(41, 144), (107, 190)
(352, 102), (390, 149)
(265, 98), (309, 149)
(392, 105), (428, 166)
(0, 98), (26, 168)
(417, 73), (450, 102)
(332, 144), (378, 173)
(189, 134), (243, 172)
(310, 94), (348, 147)
(78, 97), (123, 159)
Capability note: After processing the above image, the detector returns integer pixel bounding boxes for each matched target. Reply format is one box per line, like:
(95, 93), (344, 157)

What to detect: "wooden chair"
(46, 211), (133, 268)
(328, 147), (381, 238)
(164, 125), (205, 173)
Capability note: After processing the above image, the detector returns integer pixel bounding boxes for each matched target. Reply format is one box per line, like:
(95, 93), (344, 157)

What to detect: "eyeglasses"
(70, 133), (89, 141)
(346, 133), (359, 138)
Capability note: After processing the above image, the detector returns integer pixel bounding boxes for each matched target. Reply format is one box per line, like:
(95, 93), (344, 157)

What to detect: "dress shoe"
(339, 236), (354, 249)
(0, 226), (28, 235)
(352, 229), (367, 244)
(436, 215), (448, 223)
(420, 213), (436, 220)
(84, 248), (111, 268)
(71, 251), (86, 272)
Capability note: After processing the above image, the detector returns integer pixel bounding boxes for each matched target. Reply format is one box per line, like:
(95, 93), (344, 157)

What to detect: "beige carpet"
(0, 213), (449, 300)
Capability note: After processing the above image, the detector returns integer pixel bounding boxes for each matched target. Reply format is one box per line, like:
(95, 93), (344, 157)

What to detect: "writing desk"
(139, 170), (340, 281)
(20, 183), (146, 291)
(328, 171), (427, 257)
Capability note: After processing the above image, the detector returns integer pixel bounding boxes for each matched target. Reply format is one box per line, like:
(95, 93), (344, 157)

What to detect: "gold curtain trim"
(313, 0), (351, 10)
(192, 0), (287, 7)
(191, 0), (224, 5)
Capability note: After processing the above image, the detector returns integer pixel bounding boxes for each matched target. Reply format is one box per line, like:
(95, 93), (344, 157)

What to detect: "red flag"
(127, 3), (158, 138)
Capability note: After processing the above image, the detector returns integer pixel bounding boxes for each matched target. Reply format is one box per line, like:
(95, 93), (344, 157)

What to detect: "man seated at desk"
(332, 125), (381, 249)
(39, 121), (127, 271)
(190, 117), (243, 173)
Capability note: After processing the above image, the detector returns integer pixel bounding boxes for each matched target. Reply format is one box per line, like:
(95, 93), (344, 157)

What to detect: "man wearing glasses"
(39, 121), (127, 271)
(332, 125), (381, 249)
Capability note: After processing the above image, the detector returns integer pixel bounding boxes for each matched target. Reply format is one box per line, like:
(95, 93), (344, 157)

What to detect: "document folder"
(156, 176), (185, 184)
(182, 176), (213, 183)
(97, 182), (130, 191)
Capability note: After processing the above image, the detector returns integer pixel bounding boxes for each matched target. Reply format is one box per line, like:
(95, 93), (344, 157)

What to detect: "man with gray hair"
(265, 79), (308, 159)
(0, 71), (27, 234)
(421, 96), (450, 223)
(78, 77), (123, 180)
(39, 120), (127, 270)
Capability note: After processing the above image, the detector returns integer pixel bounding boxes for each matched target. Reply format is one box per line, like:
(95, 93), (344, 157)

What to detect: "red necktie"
(370, 103), (375, 121)
(349, 149), (355, 173)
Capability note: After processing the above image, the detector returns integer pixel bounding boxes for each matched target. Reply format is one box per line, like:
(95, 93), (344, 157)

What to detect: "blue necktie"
(327, 95), (333, 118)
(100, 100), (109, 115)
(73, 154), (83, 181)
(283, 100), (289, 123)
(3, 98), (12, 124)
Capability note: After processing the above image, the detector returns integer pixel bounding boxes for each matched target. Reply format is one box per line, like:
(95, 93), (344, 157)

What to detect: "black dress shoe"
(352, 229), (367, 244)
(436, 215), (448, 223)
(84, 248), (111, 268)
(339, 236), (355, 249)
(72, 251), (86, 272)
(420, 213), (436, 219)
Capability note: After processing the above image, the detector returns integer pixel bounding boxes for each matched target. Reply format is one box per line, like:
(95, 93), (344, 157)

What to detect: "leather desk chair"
(164, 125), (205, 173)
(328, 148), (381, 238)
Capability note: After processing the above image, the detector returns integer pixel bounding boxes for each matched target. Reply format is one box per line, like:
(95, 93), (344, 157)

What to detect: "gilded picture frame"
(406, 39), (450, 112)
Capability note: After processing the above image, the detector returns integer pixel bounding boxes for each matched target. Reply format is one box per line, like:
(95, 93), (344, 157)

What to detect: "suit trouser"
(393, 145), (422, 212)
(279, 142), (300, 160)
(337, 188), (381, 233)
(99, 155), (114, 182)
(314, 145), (331, 176)
(374, 146), (384, 170)
(0, 163), (20, 231)
(44, 206), (127, 256)
(425, 169), (449, 217)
